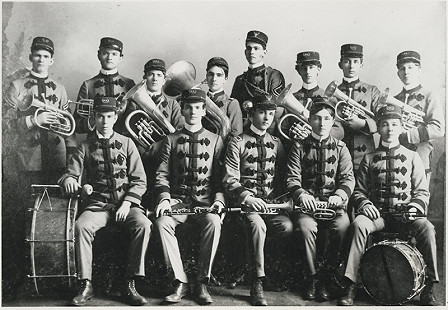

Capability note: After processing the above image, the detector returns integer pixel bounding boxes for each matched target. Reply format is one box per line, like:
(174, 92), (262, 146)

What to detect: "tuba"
(123, 80), (176, 150)
(325, 80), (375, 122)
(17, 94), (75, 137)
(163, 60), (231, 142)
(378, 88), (425, 131)
(275, 83), (312, 141)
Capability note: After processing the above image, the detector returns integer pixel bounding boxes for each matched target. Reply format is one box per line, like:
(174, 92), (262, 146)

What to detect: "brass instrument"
(226, 200), (294, 215)
(275, 83), (312, 141)
(325, 80), (375, 122)
(69, 99), (94, 118)
(378, 88), (425, 130)
(163, 60), (231, 142)
(379, 205), (427, 220)
(298, 201), (342, 221)
(123, 80), (176, 149)
(17, 94), (75, 137)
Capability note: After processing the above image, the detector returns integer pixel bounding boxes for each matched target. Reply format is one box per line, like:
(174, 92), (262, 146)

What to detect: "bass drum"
(26, 185), (78, 295)
(360, 240), (426, 305)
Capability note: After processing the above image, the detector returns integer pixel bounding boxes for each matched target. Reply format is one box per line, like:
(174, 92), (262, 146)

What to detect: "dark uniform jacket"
(351, 143), (429, 215)
(59, 132), (146, 212)
(286, 134), (355, 208)
(75, 72), (136, 135)
(206, 91), (243, 137)
(155, 127), (225, 207)
(338, 79), (381, 169)
(394, 85), (445, 172)
(223, 128), (285, 206)
(4, 71), (77, 173)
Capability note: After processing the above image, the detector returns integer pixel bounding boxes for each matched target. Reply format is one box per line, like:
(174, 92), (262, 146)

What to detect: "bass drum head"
(360, 243), (415, 305)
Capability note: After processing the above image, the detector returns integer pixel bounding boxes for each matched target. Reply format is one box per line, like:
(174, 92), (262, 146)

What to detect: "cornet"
(378, 89), (425, 131)
(298, 201), (341, 221)
(325, 80), (375, 122)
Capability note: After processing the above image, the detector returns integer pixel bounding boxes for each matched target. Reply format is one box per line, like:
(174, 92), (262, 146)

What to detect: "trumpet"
(226, 200), (294, 215)
(69, 99), (94, 118)
(378, 88), (425, 130)
(298, 201), (342, 221)
(17, 94), (75, 137)
(325, 80), (375, 122)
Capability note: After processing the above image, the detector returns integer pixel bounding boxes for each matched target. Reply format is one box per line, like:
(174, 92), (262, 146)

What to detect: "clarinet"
(225, 201), (293, 215)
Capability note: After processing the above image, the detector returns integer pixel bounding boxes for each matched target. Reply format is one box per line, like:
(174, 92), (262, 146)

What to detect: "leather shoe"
(316, 280), (330, 302)
(250, 278), (267, 306)
(420, 282), (439, 306)
(194, 282), (213, 305)
(124, 279), (147, 306)
(164, 281), (189, 303)
(337, 283), (356, 306)
(71, 279), (94, 306)
(303, 277), (317, 301)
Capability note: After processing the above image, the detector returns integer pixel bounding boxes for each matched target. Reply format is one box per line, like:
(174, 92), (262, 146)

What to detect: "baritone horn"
(123, 80), (176, 149)
(275, 83), (312, 141)
(378, 88), (425, 130)
(17, 93), (75, 137)
(325, 80), (375, 122)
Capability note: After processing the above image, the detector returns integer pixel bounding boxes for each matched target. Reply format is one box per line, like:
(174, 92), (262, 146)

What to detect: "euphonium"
(298, 201), (341, 221)
(163, 60), (231, 142)
(17, 94), (75, 137)
(378, 88), (425, 131)
(275, 83), (312, 141)
(325, 80), (375, 122)
(123, 80), (176, 149)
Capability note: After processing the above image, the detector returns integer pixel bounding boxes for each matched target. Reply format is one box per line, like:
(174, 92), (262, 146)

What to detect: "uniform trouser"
(294, 212), (350, 276)
(75, 208), (152, 280)
(243, 212), (293, 279)
(154, 213), (221, 283)
(344, 214), (439, 283)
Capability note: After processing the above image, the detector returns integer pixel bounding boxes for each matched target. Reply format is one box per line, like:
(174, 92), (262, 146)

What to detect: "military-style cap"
(376, 104), (402, 122)
(246, 30), (268, 48)
(99, 37), (123, 53)
(31, 37), (54, 55)
(93, 97), (117, 112)
(144, 59), (166, 74)
(206, 57), (229, 71)
(309, 96), (335, 115)
(296, 51), (321, 65)
(181, 88), (206, 103)
(252, 95), (277, 111)
(396, 50), (421, 66)
(341, 44), (363, 57)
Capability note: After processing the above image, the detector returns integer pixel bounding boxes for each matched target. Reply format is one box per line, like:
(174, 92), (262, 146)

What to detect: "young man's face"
(181, 101), (206, 126)
(144, 70), (166, 93)
(339, 57), (363, 79)
(244, 42), (266, 65)
(250, 108), (275, 131)
(95, 111), (118, 136)
(309, 108), (334, 137)
(297, 63), (320, 84)
(29, 50), (54, 74)
(378, 118), (402, 144)
(397, 62), (422, 86)
(206, 66), (226, 93)
(98, 48), (122, 70)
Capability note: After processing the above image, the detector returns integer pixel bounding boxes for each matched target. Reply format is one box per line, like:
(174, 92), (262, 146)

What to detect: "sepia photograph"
(2, 0), (446, 307)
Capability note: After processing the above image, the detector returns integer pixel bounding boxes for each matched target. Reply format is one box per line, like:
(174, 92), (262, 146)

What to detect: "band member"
(60, 97), (151, 306)
(286, 97), (354, 301)
(223, 96), (293, 306)
(337, 44), (381, 171)
(74, 37), (136, 137)
(393, 51), (445, 181)
(337, 105), (438, 306)
(230, 30), (285, 131)
(205, 56), (243, 137)
(154, 88), (225, 305)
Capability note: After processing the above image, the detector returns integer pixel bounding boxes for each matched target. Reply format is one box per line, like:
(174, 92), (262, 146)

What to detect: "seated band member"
(337, 104), (438, 306)
(223, 96), (293, 306)
(60, 97), (151, 306)
(286, 97), (354, 301)
(154, 88), (225, 305)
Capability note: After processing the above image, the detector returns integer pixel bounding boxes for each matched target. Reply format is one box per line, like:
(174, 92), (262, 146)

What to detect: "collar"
(208, 89), (224, 97)
(248, 62), (265, 70)
(147, 90), (163, 97)
(380, 140), (400, 149)
(30, 70), (48, 79)
(250, 124), (267, 136)
(184, 123), (203, 133)
(403, 84), (422, 92)
(343, 77), (359, 83)
(96, 130), (114, 140)
(302, 81), (318, 90)
(311, 131), (329, 142)
(100, 68), (118, 75)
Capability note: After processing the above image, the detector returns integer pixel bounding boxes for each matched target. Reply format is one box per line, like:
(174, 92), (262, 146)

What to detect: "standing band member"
(223, 96), (293, 306)
(154, 88), (225, 305)
(60, 97), (151, 306)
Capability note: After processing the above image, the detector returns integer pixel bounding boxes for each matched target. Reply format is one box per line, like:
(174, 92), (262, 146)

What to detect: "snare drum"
(360, 240), (426, 305)
(26, 184), (78, 294)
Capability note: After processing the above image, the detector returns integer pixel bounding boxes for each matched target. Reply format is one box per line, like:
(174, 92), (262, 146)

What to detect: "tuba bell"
(163, 60), (231, 142)
(123, 80), (176, 149)
(325, 80), (375, 122)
